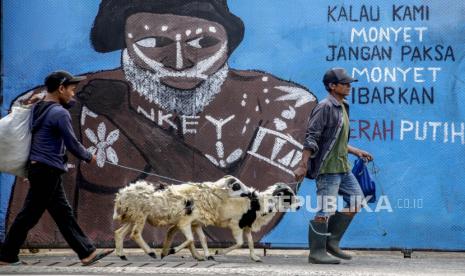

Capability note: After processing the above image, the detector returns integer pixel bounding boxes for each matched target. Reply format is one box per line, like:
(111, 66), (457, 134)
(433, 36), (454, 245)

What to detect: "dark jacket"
(29, 101), (92, 172)
(303, 94), (350, 179)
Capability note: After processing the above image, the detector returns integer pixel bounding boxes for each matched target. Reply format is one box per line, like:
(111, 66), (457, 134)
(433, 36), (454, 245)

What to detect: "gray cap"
(44, 70), (86, 92)
(323, 68), (358, 85)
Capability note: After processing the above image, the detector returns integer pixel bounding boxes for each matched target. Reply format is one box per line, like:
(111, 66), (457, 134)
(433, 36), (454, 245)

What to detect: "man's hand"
(293, 149), (312, 182)
(351, 147), (373, 161)
(89, 154), (97, 165)
(293, 166), (307, 182)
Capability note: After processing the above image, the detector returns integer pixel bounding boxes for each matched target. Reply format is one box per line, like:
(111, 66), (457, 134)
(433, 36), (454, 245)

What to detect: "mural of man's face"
(125, 13), (229, 90)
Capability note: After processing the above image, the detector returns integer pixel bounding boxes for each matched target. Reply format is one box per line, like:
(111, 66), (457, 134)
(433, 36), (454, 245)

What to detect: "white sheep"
(113, 175), (250, 261)
(162, 183), (300, 262)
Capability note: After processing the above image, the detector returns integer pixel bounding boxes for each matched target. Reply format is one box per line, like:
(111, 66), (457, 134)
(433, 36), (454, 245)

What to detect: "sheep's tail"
(113, 196), (123, 221)
(113, 206), (122, 221)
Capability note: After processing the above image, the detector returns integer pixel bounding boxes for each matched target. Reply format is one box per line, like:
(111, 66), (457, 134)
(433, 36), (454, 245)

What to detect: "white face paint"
(124, 13), (231, 112)
(122, 49), (229, 115)
(132, 41), (228, 80)
(125, 14), (230, 90)
(175, 34), (183, 69)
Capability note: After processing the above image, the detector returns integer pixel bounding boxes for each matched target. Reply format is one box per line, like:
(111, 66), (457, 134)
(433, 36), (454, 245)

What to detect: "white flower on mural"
(85, 122), (120, 167)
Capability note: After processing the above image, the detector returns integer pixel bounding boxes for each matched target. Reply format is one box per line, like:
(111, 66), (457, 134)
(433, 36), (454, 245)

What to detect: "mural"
(2, 0), (465, 250)
(4, 0), (315, 246)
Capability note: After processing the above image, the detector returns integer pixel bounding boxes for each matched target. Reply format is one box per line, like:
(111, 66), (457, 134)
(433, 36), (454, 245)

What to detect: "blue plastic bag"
(352, 158), (376, 203)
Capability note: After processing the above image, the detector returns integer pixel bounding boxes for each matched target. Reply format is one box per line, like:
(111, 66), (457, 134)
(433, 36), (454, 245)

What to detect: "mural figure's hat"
(91, 0), (244, 55)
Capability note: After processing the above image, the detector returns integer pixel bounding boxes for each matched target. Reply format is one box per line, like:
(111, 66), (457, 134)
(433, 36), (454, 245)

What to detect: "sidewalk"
(0, 249), (464, 275)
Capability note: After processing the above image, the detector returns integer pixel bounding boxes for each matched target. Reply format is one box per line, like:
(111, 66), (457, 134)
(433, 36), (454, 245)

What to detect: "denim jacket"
(303, 94), (350, 179)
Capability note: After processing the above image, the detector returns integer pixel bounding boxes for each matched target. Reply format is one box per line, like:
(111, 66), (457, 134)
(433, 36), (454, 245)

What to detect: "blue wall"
(2, 0), (465, 249)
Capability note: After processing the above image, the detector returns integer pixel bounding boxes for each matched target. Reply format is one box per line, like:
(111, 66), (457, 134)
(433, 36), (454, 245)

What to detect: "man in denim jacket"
(294, 68), (373, 264)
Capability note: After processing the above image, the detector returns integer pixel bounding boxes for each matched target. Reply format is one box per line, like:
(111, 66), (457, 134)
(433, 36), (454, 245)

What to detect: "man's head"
(91, 0), (244, 90)
(323, 68), (357, 92)
(44, 70), (86, 104)
(323, 68), (357, 99)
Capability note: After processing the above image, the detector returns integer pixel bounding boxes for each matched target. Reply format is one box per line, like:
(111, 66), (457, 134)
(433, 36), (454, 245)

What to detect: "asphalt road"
(0, 249), (464, 275)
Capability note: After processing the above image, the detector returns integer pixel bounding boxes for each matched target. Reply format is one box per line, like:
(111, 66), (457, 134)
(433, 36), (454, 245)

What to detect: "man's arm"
(293, 148), (312, 182)
(293, 104), (327, 181)
(56, 110), (93, 163)
(348, 145), (373, 161)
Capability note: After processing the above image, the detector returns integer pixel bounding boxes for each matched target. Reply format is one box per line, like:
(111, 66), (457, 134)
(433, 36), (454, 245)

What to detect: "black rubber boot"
(327, 212), (354, 260)
(308, 220), (341, 264)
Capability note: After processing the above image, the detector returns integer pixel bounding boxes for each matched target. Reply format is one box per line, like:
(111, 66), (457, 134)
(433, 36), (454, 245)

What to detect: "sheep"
(113, 175), (251, 261)
(161, 183), (301, 262)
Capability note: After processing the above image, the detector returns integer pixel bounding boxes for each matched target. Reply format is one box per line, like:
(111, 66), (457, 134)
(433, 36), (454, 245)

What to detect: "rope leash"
(105, 160), (301, 189)
(105, 161), (230, 200)
(367, 160), (388, 237)
(104, 161), (184, 184)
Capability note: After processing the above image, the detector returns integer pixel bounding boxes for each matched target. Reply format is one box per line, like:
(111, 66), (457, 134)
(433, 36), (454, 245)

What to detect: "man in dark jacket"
(0, 71), (113, 266)
(294, 68), (373, 264)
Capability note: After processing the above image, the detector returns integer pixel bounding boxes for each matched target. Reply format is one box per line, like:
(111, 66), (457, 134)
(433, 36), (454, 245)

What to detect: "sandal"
(0, 260), (28, 266)
(81, 249), (114, 266)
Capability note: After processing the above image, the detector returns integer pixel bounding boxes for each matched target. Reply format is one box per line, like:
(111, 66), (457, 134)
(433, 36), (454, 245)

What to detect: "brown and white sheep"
(162, 183), (300, 262)
(113, 175), (250, 261)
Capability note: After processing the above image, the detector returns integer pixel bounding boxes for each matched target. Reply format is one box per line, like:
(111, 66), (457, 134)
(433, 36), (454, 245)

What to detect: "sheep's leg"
(161, 224), (204, 261)
(130, 217), (157, 259)
(114, 223), (132, 260)
(187, 241), (205, 261)
(165, 223), (196, 259)
(215, 225), (243, 256)
(161, 225), (178, 258)
(244, 227), (261, 262)
(193, 224), (214, 260)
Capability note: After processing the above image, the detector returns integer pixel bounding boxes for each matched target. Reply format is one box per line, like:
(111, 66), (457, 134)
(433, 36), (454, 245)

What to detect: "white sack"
(0, 106), (32, 177)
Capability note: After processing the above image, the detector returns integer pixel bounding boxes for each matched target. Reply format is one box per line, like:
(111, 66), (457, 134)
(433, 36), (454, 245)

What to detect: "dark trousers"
(0, 162), (95, 263)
